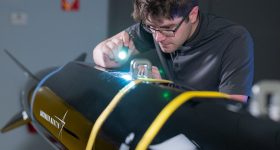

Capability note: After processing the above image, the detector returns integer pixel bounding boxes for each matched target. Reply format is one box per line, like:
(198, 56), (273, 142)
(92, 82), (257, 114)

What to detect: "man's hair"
(132, 0), (198, 22)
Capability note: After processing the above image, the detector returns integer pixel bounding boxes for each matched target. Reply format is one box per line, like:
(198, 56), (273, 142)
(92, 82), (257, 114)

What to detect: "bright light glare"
(162, 91), (171, 101)
(118, 51), (127, 60)
(121, 74), (132, 81)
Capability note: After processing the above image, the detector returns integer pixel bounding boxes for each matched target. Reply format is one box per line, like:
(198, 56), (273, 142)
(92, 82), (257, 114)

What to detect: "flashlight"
(118, 46), (128, 60)
(115, 46), (129, 62)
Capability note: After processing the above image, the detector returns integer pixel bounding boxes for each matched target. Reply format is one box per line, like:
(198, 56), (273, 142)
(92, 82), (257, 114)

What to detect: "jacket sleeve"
(125, 23), (155, 53)
(219, 26), (254, 96)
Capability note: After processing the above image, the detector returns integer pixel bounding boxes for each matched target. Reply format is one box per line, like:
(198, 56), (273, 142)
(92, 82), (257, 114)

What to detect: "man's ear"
(188, 6), (199, 23)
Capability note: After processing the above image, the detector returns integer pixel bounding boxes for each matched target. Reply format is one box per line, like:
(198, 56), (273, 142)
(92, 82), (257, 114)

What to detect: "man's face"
(143, 7), (199, 53)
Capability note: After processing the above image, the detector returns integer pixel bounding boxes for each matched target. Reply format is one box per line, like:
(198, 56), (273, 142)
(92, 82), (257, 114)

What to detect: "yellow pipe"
(138, 78), (172, 84)
(85, 78), (172, 150)
(136, 91), (230, 150)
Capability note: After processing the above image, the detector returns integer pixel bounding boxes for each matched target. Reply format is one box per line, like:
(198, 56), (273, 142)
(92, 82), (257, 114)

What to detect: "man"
(93, 0), (254, 102)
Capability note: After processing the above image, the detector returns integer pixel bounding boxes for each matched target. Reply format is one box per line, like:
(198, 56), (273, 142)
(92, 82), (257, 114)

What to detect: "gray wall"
(0, 0), (108, 149)
(108, 0), (134, 37)
(108, 0), (280, 82)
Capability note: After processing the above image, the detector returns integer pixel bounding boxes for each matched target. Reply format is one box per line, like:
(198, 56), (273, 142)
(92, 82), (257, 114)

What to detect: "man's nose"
(154, 31), (166, 42)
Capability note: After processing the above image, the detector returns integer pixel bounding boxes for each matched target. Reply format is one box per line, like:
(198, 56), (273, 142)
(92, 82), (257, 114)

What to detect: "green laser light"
(162, 91), (171, 101)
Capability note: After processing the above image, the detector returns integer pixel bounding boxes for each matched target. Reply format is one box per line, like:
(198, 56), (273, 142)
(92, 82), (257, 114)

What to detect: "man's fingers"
(93, 31), (133, 69)
(122, 31), (130, 47)
(111, 38), (123, 46)
(95, 31), (132, 68)
(102, 54), (120, 68)
(152, 66), (162, 79)
(103, 44), (115, 60)
(106, 40), (118, 51)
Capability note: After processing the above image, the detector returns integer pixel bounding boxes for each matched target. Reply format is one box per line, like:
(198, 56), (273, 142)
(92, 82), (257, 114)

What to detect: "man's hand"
(229, 95), (248, 103)
(152, 66), (162, 79)
(137, 65), (162, 79)
(93, 31), (138, 68)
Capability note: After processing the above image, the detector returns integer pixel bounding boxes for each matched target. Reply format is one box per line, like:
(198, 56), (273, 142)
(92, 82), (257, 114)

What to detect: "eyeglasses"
(141, 15), (188, 37)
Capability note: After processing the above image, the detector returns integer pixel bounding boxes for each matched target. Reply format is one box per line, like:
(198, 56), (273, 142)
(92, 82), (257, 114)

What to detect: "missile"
(2, 54), (280, 150)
